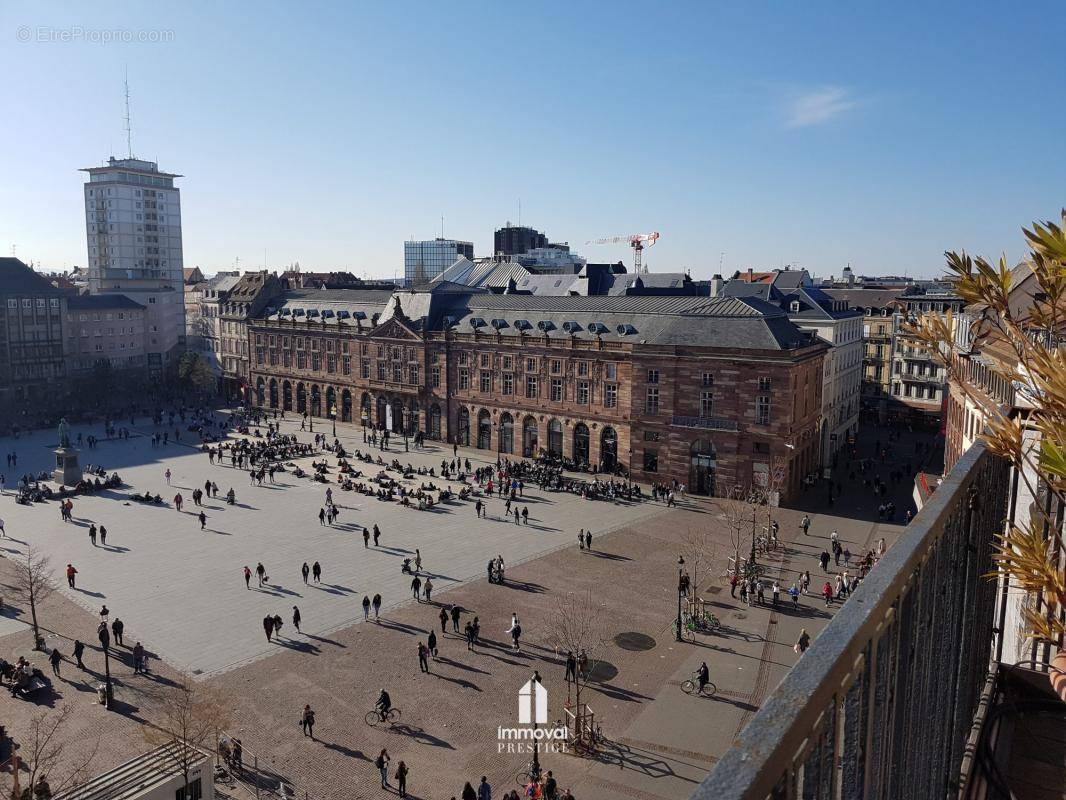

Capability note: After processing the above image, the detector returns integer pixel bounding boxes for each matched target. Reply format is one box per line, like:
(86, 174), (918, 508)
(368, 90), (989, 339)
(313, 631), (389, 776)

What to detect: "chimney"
(747, 267), (753, 283)
(710, 274), (723, 297)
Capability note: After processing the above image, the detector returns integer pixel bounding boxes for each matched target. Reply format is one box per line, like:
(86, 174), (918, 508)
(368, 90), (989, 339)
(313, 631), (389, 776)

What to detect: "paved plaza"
(0, 415), (931, 799)
(0, 414), (662, 677)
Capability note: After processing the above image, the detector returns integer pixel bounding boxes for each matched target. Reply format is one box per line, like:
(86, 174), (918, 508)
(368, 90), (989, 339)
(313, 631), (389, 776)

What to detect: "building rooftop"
(67, 294), (145, 311)
(55, 741), (208, 800)
(0, 258), (64, 295)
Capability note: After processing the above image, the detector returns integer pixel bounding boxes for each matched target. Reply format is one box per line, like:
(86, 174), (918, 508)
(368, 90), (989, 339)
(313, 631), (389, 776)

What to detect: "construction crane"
(585, 232), (661, 274)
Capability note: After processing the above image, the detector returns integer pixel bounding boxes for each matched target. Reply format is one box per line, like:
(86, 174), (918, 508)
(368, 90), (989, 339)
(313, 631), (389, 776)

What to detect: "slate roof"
(67, 294), (145, 310)
(255, 286), (822, 352)
(0, 258), (63, 295)
(823, 288), (905, 311)
(720, 270), (860, 321)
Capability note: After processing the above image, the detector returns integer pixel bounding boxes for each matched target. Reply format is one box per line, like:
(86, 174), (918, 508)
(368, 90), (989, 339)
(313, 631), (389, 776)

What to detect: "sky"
(1, 1), (1063, 281)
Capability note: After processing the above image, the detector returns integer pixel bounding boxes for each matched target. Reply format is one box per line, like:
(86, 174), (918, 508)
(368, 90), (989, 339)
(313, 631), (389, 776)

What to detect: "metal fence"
(693, 442), (1009, 800)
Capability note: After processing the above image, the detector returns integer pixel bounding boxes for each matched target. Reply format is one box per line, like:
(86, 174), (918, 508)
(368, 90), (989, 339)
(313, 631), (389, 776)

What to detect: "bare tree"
(10, 547), (56, 650)
(544, 589), (609, 745)
(143, 681), (230, 797)
(1, 704), (99, 799)
(679, 525), (719, 600)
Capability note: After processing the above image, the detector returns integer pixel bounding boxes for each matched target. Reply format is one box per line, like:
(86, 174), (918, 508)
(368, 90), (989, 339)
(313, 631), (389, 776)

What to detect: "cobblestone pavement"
(0, 420), (935, 800)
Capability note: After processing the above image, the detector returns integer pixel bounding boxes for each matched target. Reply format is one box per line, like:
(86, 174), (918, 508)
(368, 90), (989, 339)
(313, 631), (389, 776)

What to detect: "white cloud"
(785, 86), (858, 128)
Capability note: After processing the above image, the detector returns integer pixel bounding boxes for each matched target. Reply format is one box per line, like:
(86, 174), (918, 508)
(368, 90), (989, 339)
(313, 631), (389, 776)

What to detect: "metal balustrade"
(693, 442), (1009, 800)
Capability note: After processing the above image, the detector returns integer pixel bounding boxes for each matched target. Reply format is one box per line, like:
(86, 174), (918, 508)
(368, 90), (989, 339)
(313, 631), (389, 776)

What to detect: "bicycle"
(683, 611), (721, 641)
(681, 673), (717, 697)
(364, 706), (402, 726)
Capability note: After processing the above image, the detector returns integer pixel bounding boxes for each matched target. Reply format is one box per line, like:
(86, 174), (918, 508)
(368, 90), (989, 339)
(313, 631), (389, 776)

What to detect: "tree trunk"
(29, 592), (41, 649)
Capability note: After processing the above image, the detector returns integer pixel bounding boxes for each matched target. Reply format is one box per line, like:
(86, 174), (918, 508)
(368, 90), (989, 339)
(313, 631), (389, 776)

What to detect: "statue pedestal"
(54, 447), (82, 487)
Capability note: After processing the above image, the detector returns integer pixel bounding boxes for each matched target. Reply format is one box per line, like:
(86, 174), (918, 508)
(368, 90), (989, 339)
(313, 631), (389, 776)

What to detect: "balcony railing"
(670, 415), (740, 431)
(693, 443), (1009, 800)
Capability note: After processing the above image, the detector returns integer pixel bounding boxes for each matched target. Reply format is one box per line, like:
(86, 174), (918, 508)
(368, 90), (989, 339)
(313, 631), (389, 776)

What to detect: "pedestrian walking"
(376, 750), (390, 788)
(73, 639), (85, 669)
(795, 628), (811, 654)
(372, 593), (381, 620)
(363, 527), (370, 548)
(578, 528), (585, 550)
(565, 651), (576, 683)
(312, 561), (322, 582)
(198, 511), (207, 530)
(89, 524), (97, 546)
(244, 565), (252, 588)
(411, 575), (422, 600)
(428, 630), (438, 657)
(584, 530), (592, 551)
(800, 514), (810, 535)
(165, 468), (171, 485)
(819, 549), (831, 572)
(302, 562), (310, 584)
(396, 761), (409, 798)
(112, 618), (124, 646)
(423, 577), (433, 602)
(373, 524), (381, 546)
(318, 508), (326, 526)
(66, 563), (77, 589)
(256, 562), (267, 587)
(362, 595), (371, 620)
(418, 641), (430, 673)
(174, 493), (183, 512)
(292, 606), (301, 632)
(133, 642), (146, 674)
(263, 615), (274, 642)
(99, 525), (107, 546)
(0, 517), (5, 538)
(451, 604), (461, 632)
(301, 704), (315, 738)
(49, 647), (62, 676)
(463, 781), (477, 800)
(414, 549), (422, 573)
(439, 607), (448, 633)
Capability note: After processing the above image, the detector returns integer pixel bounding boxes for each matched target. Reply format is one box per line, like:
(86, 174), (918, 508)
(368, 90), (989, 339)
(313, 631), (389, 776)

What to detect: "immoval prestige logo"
(497, 679), (568, 754)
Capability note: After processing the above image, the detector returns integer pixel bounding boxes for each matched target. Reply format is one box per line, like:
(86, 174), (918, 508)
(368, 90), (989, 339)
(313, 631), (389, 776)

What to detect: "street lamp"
(330, 404), (337, 438)
(403, 408), (410, 452)
(97, 622), (113, 708)
(361, 410), (368, 443)
(675, 555), (685, 642)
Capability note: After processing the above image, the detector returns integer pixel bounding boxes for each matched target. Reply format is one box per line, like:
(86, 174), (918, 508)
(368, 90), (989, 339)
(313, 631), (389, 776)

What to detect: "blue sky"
(1, 1), (1063, 279)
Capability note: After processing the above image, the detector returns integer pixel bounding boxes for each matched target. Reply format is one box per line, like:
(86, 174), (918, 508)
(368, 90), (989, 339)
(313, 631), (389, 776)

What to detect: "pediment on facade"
(368, 317), (420, 341)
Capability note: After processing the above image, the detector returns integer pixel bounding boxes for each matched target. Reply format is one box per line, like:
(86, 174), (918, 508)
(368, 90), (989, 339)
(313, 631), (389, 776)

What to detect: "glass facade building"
(404, 239), (474, 285)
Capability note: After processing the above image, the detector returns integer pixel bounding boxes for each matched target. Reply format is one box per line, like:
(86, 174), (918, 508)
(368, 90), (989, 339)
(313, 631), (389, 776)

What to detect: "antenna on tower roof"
(123, 68), (133, 159)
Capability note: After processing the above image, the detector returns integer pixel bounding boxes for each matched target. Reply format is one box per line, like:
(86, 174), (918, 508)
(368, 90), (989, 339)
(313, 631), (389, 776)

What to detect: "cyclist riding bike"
(376, 689), (392, 722)
(697, 662), (710, 694)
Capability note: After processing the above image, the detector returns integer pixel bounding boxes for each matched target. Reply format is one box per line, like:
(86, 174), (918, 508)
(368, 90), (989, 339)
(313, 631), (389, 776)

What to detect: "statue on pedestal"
(58, 417), (71, 449)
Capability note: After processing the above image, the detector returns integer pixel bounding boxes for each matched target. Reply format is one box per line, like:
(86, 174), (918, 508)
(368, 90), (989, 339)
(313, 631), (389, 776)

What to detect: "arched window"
(296, 382), (306, 413)
(548, 418), (562, 457)
(269, 378), (279, 409)
(477, 409), (492, 450)
(523, 416), (538, 458)
(326, 386), (336, 418)
(500, 413), (514, 454)
(429, 404), (442, 439)
(255, 378), (265, 407)
(310, 385), (321, 416)
(391, 397), (404, 433)
(409, 401), (420, 433)
(600, 426), (618, 472)
(341, 389), (352, 422)
(457, 407), (470, 447)
(573, 423), (590, 465)
(283, 381), (293, 411)
(376, 395), (387, 427)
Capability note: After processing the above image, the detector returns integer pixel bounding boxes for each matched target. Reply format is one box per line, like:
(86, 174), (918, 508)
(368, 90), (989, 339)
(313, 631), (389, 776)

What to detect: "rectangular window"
(326, 354), (336, 373)
(326, 339), (334, 352)
(701, 372), (714, 387)
(550, 359), (561, 374)
(431, 366), (441, 388)
(550, 378), (562, 402)
(643, 430), (660, 442)
(604, 383), (617, 408)
(480, 353), (489, 367)
(527, 357), (537, 372)
(361, 358), (370, 379)
(700, 391), (713, 418)
(409, 364), (419, 384)
(392, 363), (402, 382)
(480, 371), (492, 392)
(577, 380), (590, 405)
(646, 386), (660, 414)
(297, 351), (306, 369)
(342, 355), (351, 375)
(503, 355), (513, 370)
(526, 375), (539, 398)
(756, 395), (771, 425)
(458, 351), (468, 365)
(758, 377), (771, 391)
(377, 361), (386, 380)
(605, 363), (617, 380)
(312, 353), (321, 371)
(459, 368), (469, 390)
(503, 373), (514, 395)
(647, 369), (659, 384)
(643, 450), (659, 472)
(576, 361), (589, 376)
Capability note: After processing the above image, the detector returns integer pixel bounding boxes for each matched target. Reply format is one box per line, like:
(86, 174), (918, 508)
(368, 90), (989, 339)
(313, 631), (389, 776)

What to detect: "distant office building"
(404, 239), (474, 285)
(80, 156), (186, 372)
(0, 258), (67, 409)
(64, 293), (147, 374)
(494, 225), (548, 256)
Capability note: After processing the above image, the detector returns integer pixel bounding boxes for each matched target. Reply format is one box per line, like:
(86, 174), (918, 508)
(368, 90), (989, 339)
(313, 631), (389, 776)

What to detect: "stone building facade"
(0, 258), (67, 408)
(247, 288), (826, 501)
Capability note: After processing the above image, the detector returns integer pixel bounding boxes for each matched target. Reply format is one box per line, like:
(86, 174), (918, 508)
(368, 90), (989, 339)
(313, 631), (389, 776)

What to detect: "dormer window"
(789, 300), (801, 313)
